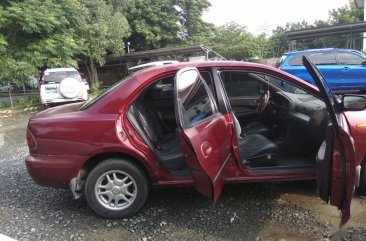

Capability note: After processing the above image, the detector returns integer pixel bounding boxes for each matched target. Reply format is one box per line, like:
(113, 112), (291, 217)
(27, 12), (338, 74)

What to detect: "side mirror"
(361, 61), (366, 66)
(342, 95), (366, 111)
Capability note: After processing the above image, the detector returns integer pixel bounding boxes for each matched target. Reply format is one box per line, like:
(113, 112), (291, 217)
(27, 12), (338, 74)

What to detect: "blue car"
(277, 48), (366, 92)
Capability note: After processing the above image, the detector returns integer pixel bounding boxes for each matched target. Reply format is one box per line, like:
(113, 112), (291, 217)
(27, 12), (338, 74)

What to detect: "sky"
(202, 0), (351, 35)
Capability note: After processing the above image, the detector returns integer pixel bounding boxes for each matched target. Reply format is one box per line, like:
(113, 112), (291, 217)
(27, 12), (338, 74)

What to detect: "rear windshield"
(44, 71), (81, 83)
(79, 75), (132, 110)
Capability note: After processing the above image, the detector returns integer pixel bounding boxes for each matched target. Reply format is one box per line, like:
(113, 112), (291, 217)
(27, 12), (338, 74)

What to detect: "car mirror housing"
(342, 95), (366, 111)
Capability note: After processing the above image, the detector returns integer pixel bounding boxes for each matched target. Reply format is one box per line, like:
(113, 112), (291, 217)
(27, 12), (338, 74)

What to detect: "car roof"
(44, 68), (78, 73)
(135, 60), (274, 74)
(283, 48), (364, 56)
(85, 60), (321, 113)
(128, 60), (179, 71)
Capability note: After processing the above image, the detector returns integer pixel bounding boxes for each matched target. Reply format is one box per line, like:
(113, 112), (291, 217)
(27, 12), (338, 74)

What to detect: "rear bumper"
(25, 154), (88, 189)
(43, 97), (87, 105)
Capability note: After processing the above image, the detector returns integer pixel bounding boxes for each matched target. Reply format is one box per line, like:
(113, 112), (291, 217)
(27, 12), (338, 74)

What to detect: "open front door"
(303, 56), (356, 226)
(175, 67), (233, 203)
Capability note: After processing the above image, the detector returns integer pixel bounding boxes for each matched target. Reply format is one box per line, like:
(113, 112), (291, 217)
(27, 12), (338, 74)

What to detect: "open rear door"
(174, 67), (233, 203)
(303, 56), (356, 226)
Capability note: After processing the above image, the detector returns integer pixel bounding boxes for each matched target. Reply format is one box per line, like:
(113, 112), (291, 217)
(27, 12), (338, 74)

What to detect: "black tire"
(358, 159), (366, 195)
(85, 158), (149, 218)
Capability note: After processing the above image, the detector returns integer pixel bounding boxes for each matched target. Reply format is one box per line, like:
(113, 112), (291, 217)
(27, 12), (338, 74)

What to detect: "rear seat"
(130, 99), (186, 171)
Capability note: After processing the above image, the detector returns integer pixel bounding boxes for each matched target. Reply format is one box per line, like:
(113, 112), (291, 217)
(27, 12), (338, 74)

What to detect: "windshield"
(252, 73), (307, 94)
(80, 75), (132, 110)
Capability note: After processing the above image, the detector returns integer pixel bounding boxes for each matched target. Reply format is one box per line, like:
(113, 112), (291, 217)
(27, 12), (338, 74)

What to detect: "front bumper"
(25, 154), (88, 189)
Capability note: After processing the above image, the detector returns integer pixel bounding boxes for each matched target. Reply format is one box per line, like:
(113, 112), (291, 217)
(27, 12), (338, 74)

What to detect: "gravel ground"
(1, 111), (366, 241)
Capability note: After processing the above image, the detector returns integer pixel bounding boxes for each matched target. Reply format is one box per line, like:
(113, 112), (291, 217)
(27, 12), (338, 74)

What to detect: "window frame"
(176, 69), (219, 129)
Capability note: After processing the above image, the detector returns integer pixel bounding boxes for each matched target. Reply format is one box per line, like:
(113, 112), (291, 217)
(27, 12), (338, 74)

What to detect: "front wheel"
(85, 158), (149, 218)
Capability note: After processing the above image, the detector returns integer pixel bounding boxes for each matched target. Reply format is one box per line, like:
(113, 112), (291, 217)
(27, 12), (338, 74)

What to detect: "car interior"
(127, 69), (330, 176)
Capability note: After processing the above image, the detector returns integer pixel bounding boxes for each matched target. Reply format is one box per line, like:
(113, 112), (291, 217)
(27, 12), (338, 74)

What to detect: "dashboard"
(270, 91), (328, 141)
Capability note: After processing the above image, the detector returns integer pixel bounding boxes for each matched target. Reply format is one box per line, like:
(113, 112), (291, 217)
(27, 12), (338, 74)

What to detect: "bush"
(90, 81), (103, 96)
(16, 95), (41, 108)
(0, 101), (8, 109)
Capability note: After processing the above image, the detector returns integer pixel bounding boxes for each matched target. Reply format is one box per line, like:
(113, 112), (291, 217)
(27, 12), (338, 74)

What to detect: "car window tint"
(181, 80), (214, 126)
(288, 55), (305, 66)
(309, 53), (337, 65)
(220, 71), (263, 97)
(44, 71), (81, 83)
(338, 52), (366, 65)
(150, 71), (213, 100)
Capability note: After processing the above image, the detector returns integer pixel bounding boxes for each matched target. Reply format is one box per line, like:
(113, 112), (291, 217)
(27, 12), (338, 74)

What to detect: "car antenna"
(200, 44), (227, 61)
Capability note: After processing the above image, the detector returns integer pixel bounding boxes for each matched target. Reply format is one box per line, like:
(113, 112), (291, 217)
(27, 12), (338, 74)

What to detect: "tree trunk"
(84, 57), (99, 88)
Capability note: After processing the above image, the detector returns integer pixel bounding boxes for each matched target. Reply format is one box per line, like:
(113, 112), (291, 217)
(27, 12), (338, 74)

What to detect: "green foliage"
(124, 0), (211, 50)
(90, 81), (103, 96)
(0, 101), (8, 109)
(77, 0), (130, 85)
(78, 0), (130, 65)
(0, 0), (85, 87)
(16, 95), (41, 108)
(267, 1), (363, 57)
(205, 22), (261, 60)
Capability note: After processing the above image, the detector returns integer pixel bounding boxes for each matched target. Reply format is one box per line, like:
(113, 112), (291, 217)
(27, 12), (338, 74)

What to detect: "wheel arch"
(73, 152), (152, 194)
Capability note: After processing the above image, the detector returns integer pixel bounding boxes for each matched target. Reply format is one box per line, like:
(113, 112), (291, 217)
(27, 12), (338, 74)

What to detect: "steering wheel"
(256, 90), (270, 112)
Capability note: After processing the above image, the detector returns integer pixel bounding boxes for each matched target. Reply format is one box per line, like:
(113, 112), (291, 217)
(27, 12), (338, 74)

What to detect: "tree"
(124, 0), (181, 51)
(318, 1), (363, 49)
(124, 0), (211, 51)
(0, 0), (84, 86)
(77, 0), (130, 85)
(267, 1), (363, 57)
(208, 22), (259, 60)
(175, 0), (211, 42)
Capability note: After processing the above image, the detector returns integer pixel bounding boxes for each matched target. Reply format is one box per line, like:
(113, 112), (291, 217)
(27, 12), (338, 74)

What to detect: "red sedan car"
(26, 57), (366, 225)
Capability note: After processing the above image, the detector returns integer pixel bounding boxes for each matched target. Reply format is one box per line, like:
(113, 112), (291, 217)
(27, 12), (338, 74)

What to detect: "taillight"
(26, 129), (37, 151)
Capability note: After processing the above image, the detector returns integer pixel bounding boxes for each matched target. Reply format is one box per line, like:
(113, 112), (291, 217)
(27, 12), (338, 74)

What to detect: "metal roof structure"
(106, 44), (207, 61)
(355, 0), (364, 8)
(285, 22), (366, 41)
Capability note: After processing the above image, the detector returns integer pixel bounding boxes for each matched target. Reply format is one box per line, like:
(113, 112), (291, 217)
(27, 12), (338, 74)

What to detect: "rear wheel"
(85, 158), (149, 218)
(358, 159), (366, 195)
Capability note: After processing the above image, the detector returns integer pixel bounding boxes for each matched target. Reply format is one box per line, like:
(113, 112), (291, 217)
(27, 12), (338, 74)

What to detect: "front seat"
(241, 121), (271, 137)
(238, 134), (279, 160)
(233, 115), (278, 163)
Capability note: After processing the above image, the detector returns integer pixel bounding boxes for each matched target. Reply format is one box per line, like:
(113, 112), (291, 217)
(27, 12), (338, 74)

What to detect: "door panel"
(303, 56), (356, 226)
(179, 115), (231, 201)
(338, 52), (366, 90)
(175, 67), (232, 202)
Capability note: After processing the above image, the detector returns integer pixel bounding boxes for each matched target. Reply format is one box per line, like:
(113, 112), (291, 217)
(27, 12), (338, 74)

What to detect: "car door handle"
(343, 67), (350, 71)
(201, 141), (212, 158)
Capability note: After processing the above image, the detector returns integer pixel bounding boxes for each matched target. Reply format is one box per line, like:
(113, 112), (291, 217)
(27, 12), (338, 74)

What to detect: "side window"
(220, 71), (264, 97)
(150, 76), (174, 99)
(309, 52), (337, 65)
(288, 55), (305, 66)
(181, 81), (215, 126)
(338, 52), (366, 65)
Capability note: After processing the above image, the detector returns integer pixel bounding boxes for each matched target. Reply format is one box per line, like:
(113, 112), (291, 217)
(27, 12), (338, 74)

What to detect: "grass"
(0, 94), (42, 110)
